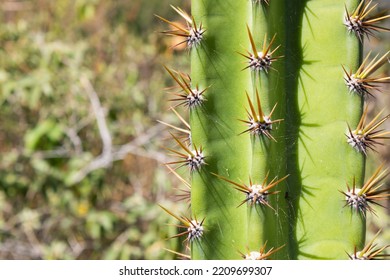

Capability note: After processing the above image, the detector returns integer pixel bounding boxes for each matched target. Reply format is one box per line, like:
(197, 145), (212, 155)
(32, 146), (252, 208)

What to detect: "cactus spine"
(158, 0), (390, 260)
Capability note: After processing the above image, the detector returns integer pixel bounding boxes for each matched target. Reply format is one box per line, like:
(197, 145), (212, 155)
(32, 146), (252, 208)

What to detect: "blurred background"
(0, 0), (388, 259)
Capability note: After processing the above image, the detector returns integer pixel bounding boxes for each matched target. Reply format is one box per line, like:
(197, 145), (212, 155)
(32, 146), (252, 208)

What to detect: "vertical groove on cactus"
(266, 0), (291, 259)
(281, 0), (308, 260)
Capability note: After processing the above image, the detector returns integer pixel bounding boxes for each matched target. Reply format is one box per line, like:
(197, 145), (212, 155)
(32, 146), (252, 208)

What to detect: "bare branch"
(80, 76), (113, 158)
(113, 124), (166, 161)
(66, 77), (168, 185)
(68, 76), (114, 184)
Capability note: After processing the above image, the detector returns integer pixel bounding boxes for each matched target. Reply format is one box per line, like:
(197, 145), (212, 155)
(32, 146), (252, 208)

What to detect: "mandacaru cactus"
(157, 0), (390, 259)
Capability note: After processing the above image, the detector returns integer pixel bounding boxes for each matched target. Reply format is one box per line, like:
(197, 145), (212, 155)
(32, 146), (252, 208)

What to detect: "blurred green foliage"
(0, 0), (190, 259)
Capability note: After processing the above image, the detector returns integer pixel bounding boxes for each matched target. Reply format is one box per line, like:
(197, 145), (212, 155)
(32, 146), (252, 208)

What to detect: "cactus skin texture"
(190, 0), (252, 260)
(287, 0), (364, 260)
(159, 0), (390, 259)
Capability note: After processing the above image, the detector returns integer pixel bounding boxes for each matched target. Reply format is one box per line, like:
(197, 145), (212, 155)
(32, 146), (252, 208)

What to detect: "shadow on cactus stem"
(283, 0), (308, 260)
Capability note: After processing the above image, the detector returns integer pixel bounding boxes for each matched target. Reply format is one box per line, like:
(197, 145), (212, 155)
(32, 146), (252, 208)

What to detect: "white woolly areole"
(347, 130), (367, 153)
(350, 251), (368, 260)
(344, 16), (362, 32)
(250, 184), (264, 195)
(186, 89), (204, 108)
(188, 220), (203, 241)
(345, 188), (368, 211)
(187, 151), (205, 172)
(249, 116), (272, 136)
(345, 74), (366, 96)
(249, 52), (272, 72)
(245, 251), (262, 260)
(187, 27), (204, 49)
(247, 184), (268, 204)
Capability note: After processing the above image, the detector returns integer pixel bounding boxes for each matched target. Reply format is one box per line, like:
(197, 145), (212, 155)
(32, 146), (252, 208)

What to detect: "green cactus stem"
(190, 0), (252, 259)
(158, 0), (390, 260)
(285, 0), (365, 260)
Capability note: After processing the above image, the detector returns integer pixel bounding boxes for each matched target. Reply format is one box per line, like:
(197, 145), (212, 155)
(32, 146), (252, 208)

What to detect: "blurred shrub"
(0, 0), (189, 259)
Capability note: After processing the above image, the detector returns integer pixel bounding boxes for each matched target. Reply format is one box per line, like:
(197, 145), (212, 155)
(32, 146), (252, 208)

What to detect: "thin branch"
(65, 127), (83, 155)
(67, 77), (168, 185)
(80, 76), (113, 158)
(68, 76), (114, 184)
(113, 124), (165, 160)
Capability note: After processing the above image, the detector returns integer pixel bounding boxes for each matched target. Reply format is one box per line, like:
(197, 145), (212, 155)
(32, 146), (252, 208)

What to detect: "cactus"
(157, 0), (390, 260)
